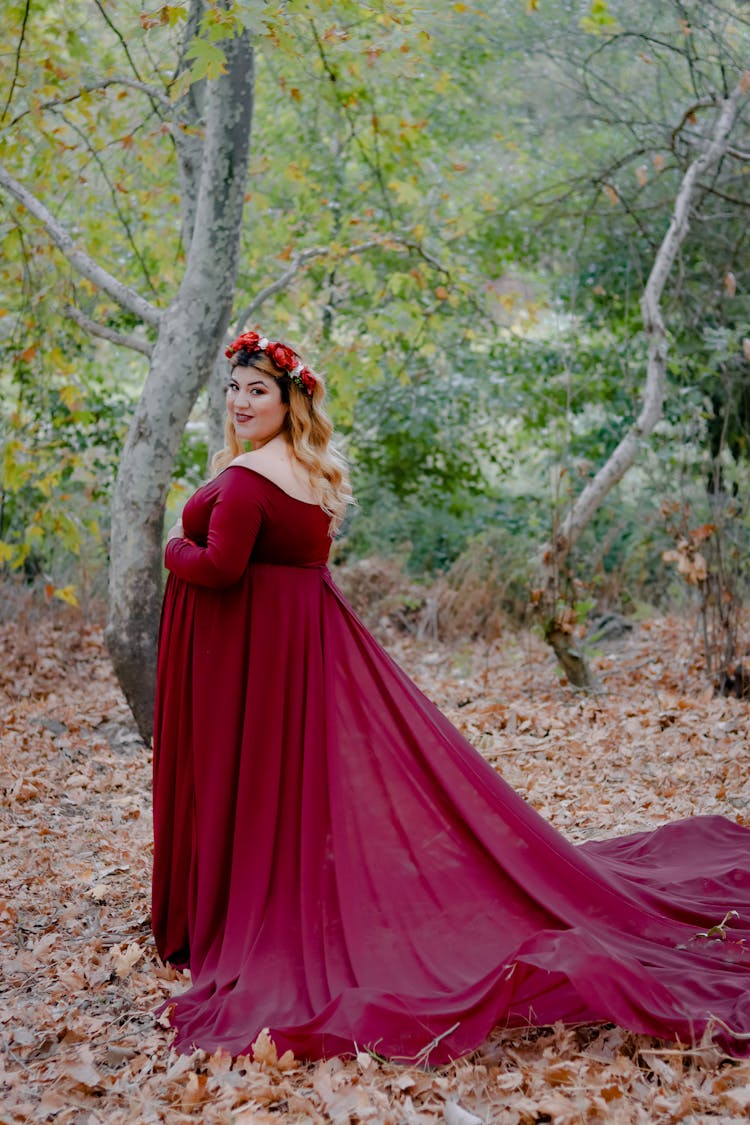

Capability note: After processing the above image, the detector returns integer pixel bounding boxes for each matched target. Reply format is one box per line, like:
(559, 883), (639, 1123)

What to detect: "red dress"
(153, 465), (750, 1062)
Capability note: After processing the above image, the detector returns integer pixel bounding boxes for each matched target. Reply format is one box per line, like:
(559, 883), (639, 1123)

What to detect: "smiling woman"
(227, 367), (289, 448)
(152, 330), (750, 1065)
(206, 333), (351, 519)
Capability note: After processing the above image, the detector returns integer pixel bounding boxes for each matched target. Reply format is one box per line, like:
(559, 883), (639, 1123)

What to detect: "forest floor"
(1, 600), (750, 1124)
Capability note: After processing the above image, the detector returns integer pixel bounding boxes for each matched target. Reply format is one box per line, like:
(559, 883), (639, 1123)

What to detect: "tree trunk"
(106, 31), (255, 740)
(545, 625), (597, 690)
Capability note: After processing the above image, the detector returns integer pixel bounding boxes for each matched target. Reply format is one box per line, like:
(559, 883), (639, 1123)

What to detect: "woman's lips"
(235, 413), (254, 423)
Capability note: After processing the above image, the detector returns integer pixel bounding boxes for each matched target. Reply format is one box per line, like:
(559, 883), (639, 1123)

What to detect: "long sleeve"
(165, 469), (264, 588)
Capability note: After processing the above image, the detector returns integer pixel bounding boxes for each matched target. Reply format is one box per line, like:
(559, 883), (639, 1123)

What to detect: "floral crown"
(225, 331), (317, 397)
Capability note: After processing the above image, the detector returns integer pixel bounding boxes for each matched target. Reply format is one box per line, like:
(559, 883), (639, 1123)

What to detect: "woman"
(153, 330), (750, 1063)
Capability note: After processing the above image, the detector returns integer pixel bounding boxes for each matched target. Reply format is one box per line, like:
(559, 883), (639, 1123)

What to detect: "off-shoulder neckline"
(223, 464), (323, 509)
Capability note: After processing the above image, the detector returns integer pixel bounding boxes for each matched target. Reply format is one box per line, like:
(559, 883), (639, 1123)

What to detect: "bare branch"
(0, 161), (162, 326)
(695, 182), (750, 208)
(64, 305), (153, 356)
(670, 97), (722, 152)
(1, 0), (31, 124)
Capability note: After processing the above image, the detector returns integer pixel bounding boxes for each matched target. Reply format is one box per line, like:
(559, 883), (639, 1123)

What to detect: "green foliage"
(0, 334), (131, 594)
(1, 0), (749, 617)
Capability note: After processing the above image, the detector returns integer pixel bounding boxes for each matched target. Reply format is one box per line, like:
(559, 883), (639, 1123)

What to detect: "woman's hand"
(167, 519), (185, 542)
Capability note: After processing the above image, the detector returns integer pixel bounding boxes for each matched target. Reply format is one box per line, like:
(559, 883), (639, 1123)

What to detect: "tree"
(538, 77), (749, 684)
(1, 0), (254, 736)
(0, 0), (469, 737)
(508, 0), (750, 683)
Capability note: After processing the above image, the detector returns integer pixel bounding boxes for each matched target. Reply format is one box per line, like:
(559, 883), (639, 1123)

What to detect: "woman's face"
(227, 365), (288, 447)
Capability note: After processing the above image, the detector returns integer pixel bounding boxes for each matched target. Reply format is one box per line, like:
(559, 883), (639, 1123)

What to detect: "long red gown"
(153, 465), (750, 1062)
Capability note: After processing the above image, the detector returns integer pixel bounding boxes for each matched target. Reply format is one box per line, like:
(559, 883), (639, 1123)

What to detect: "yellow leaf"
(434, 70), (452, 95)
(53, 585), (79, 607)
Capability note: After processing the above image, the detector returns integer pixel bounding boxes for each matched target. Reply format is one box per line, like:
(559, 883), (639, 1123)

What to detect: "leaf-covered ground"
(1, 606), (749, 1124)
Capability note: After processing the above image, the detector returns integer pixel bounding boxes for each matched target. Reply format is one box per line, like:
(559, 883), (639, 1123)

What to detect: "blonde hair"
(211, 352), (353, 534)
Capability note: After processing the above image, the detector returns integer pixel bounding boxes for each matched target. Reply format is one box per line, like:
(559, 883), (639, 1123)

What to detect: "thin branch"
(234, 237), (449, 330)
(95, 76), (171, 112)
(309, 20), (395, 224)
(91, 1), (168, 122)
(54, 108), (159, 296)
(64, 305), (153, 356)
(92, 0), (145, 83)
(1, 0), (31, 124)
(0, 161), (161, 326)
(398, 239), (450, 276)
(694, 182), (750, 208)
(596, 177), (658, 250)
(3, 77), (171, 138)
(670, 98), (722, 152)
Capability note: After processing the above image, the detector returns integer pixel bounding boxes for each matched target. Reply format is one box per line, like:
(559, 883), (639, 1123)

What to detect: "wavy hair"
(211, 349), (353, 533)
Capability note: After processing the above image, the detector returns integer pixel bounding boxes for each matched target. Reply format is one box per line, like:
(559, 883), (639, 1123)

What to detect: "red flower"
(299, 367), (317, 394)
(265, 342), (298, 372)
(225, 331), (260, 358)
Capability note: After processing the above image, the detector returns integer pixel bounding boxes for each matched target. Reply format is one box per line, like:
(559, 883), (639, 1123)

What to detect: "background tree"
(1, 0), (254, 735)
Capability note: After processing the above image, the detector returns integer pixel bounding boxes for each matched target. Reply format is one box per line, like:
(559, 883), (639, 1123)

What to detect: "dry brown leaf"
(1, 611), (749, 1123)
(111, 941), (144, 977)
(60, 1045), (102, 1089)
(443, 1102), (483, 1125)
(181, 1070), (209, 1108)
(720, 1084), (750, 1111)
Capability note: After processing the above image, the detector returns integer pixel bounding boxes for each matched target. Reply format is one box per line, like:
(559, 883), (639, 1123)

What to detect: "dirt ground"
(1, 605), (749, 1123)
